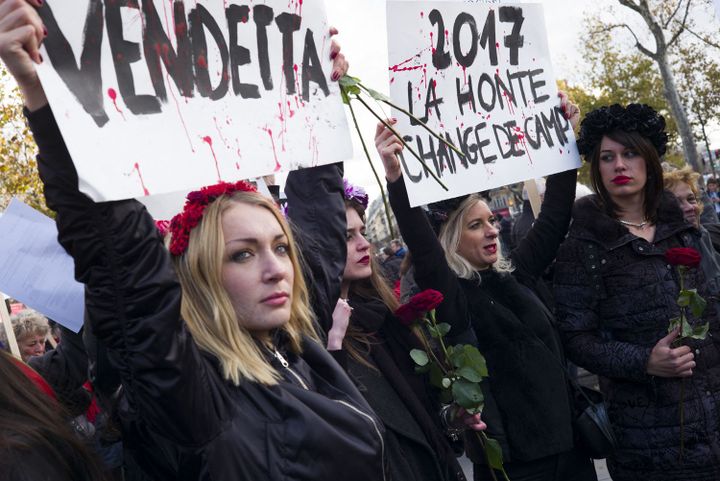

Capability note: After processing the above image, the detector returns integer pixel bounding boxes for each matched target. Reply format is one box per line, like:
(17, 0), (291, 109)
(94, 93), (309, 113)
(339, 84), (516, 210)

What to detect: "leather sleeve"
(511, 169), (577, 280)
(285, 163), (346, 334)
(26, 106), (224, 446)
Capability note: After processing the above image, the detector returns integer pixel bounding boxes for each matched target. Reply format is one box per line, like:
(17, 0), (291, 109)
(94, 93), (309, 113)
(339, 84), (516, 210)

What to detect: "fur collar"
(569, 191), (693, 249)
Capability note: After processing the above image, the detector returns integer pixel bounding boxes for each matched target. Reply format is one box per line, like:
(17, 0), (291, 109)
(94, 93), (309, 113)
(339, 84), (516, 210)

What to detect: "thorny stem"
(414, 323), (451, 377)
(357, 85), (466, 159)
(477, 432), (511, 481)
(353, 94), (449, 191)
(347, 99), (396, 239)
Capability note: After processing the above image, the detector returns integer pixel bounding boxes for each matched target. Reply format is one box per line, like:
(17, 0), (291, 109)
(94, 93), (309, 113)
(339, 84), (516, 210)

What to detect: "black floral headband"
(576, 103), (668, 158)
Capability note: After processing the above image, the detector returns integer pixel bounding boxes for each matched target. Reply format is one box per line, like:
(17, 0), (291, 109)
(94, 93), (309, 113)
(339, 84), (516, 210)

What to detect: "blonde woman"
(0, 2), (383, 479)
(376, 93), (597, 481)
(9, 309), (49, 362)
(663, 166), (720, 295)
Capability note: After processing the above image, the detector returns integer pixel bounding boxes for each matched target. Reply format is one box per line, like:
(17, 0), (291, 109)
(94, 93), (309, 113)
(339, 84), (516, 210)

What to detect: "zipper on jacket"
(334, 399), (387, 481)
(273, 349), (310, 390)
(273, 348), (386, 479)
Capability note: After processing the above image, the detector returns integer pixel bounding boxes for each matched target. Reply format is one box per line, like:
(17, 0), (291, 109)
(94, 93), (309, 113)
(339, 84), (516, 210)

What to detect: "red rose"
(665, 247), (701, 268)
(395, 303), (423, 326)
(408, 289), (444, 312)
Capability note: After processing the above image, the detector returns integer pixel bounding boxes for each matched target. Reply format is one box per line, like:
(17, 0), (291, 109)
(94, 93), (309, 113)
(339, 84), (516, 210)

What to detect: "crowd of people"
(2, 1), (720, 481)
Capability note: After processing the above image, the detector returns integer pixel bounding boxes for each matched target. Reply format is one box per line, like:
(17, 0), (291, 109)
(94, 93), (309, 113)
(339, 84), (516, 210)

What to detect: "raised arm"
(376, 121), (475, 344)
(285, 163), (346, 335)
(1, 2), (222, 445)
(510, 168), (577, 280)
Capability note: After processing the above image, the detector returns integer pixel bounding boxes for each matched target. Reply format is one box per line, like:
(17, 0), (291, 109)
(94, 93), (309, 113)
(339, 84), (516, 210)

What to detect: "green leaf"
(483, 436), (505, 471)
(681, 318), (694, 338)
(364, 86), (391, 102)
(451, 344), (489, 377)
(668, 317), (681, 332)
(689, 291), (707, 318)
(410, 349), (429, 367)
(436, 323), (451, 337)
(677, 289), (693, 307)
(339, 74), (361, 88)
(452, 379), (484, 411)
(442, 377), (452, 388)
(457, 366), (484, 383)
(689, 322), (709, 340)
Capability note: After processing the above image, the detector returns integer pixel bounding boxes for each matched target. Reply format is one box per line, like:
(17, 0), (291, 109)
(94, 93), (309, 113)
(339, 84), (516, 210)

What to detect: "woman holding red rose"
(298, 175), (483, 481)
(376, 93), (598, 481)
(553, 104), (720, 480)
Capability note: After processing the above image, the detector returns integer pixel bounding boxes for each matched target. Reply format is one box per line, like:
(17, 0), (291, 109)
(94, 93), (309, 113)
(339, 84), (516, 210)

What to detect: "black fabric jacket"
(554, 193), (720, 481)
(388, 170), (578, 463)
(342, 296), (467, 481)
(28, 106), (385, 481)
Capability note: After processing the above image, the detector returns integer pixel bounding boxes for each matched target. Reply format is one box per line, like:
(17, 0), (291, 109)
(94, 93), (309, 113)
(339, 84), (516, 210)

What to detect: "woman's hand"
(558, 90), (580, 132)
(646, 328), (696, 378)
(0, 0), (47, 110)
(374, 119), (404, 183)
(329, 27), (349, 82)
(327, 298), (352, 351)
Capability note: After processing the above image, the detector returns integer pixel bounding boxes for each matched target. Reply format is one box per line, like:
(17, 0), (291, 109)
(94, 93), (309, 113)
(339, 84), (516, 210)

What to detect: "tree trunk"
(656, 51), (701, 171)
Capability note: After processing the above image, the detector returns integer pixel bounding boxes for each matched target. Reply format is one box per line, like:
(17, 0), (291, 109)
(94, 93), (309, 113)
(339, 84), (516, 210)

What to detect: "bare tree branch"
(618, 0), (643, 14)
(662, 0), (685, 29)
(681, 24), (720, 49)
(667, 0), (693, 47)
(592, 23), (659, 59)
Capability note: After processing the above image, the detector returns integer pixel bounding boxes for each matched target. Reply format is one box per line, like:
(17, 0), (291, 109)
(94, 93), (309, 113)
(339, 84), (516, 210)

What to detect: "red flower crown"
(168, 180), (258, 256)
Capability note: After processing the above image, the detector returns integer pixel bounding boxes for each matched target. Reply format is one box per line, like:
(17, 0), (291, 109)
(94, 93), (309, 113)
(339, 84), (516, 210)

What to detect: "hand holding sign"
(0, 0), (48, 110)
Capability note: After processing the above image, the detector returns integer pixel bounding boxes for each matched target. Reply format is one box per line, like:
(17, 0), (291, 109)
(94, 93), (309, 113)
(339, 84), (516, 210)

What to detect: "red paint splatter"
(132, 162), (150, 195)
(107, 88), (126, 120)
(262, 127), (282, 172)
(389, 53), (424, 73)
(444, 29), (449, 44)
(430, 31), (435, 55)
(390, 77), (395, 84)
(213, 117), (231, 149)
(420, 11), (424, 18)
(197, 55), (207, 69)
(202, 135), (222, 181)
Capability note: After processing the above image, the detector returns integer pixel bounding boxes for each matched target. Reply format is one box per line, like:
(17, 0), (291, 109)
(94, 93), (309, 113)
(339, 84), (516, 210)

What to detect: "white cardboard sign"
(36, 0), (352, 202)
(386, 1), (580, 206)
(0, 199), (84, 333)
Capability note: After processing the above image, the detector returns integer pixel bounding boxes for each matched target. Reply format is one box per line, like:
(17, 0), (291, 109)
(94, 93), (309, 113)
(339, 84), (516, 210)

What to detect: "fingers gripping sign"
(374, 119), (404, 183)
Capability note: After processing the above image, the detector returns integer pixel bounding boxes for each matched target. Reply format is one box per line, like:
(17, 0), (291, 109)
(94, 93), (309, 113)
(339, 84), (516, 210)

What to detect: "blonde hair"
(663, 167), (702, 218)
(10, 309), (49, 343)
(171, 191), (318, 386)
(438, 195), (513, 280)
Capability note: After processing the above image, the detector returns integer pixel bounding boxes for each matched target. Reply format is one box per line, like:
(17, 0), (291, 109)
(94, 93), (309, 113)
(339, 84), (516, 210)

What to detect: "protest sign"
(386, 1), (580, 206)
(36, 0), (352, 202)
(0, 199), (84, 332)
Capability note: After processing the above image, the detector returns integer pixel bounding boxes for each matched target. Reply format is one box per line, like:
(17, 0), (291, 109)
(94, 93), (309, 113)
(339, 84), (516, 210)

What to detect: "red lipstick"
(611, 176), (631, 185)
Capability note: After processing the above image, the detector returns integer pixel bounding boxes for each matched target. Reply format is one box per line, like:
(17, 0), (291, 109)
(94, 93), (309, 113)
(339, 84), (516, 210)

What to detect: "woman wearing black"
(375, 94), (597, 481)
(299, 178), (485, 481)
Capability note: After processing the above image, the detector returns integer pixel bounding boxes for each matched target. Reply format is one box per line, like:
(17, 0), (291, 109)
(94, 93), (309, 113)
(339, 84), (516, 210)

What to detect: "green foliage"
(483, 436), (505, 471)
(410, 348), (429, 367)
(0, 66), (48, 215)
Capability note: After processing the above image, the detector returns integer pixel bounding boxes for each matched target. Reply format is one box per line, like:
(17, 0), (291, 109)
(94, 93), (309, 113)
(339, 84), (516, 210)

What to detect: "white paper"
(386, 1), (581, 206)
(36, 0), (353, 202)
(0, 199), (84, 332)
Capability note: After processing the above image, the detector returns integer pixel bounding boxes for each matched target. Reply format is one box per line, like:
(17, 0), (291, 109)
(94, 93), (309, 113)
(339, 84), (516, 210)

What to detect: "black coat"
(554, 193), (720, 481)
(28, 106), (385, 481)
(388, 170), (579, 463)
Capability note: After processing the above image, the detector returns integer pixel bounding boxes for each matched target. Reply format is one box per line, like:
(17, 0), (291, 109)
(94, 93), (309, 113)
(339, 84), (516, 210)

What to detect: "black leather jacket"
(28, 106), (385, 481)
